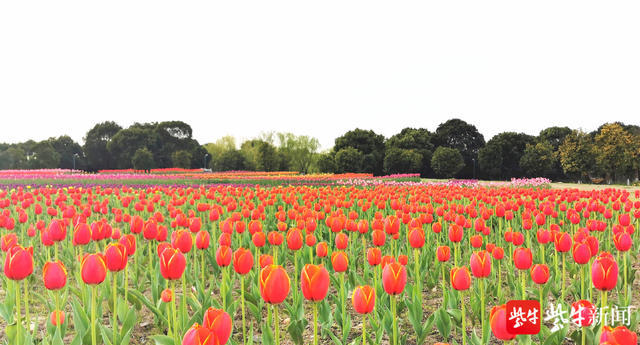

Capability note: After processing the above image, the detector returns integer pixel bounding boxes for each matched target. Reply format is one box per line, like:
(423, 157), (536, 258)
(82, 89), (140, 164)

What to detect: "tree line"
(1, 119), (639, 183)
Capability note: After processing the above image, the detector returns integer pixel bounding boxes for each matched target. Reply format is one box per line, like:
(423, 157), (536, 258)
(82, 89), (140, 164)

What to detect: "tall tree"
(519, 142), (555, 177)
(276, 133), (319, 174)
(478, 132), (534, 179)
(557, 130), (596, 181)
(107, 127), (158, 169)
(334, 147), (364, 173)
(334, 129), (385, 175)
(28, 141), (60, 169)
(49, 135), (84, 170)
(83, 121), (122, 171)
(431, 147), (464, 177)
(385, 128), (434, 176)
(433, 119), (485, 178)
(594, 123), (637, 182)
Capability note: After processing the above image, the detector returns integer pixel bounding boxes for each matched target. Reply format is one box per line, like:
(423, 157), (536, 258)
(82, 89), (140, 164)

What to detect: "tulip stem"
(600, 290), (607, 334)
(148, 242), (153, 286)
(313, 302), (319, 345)
(341, 272), (346, 336)
(124, 264), (129, 306)
(461, 290), (466, 345)
(414, 248), (421, 300)
(362, 313), (366, 345)
(55, 289), (61, 335)
(15, 280), (21, 344)
(24, 278), (30, 334)
(172, 281), (178, 344)
(201, 250), (205, 287)
(479, 278), (485, 342)
(221, 266), (226, 309)
(624, 252), (628, 303)
(561, 253), (566, 302)
(391, 295), (398, 345)
(538, 285), (543, 313)
(241, 276), (247, 345)
(181, 273), (187, 329)
(441, 262), (446, 307)
(91, 285), (97, 345)
(521, 270), (526, 299)
(113, 273), (118, 344)
(274, 305), (280, 345)
(580, 264), (585, 300)
(497, 262), (502, 303)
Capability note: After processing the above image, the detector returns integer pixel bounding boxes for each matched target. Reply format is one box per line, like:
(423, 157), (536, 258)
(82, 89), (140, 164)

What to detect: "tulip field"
(1, 172), (639, 345)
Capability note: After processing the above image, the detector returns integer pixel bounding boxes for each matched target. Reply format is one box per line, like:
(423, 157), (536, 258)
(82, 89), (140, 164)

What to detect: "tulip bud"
(301, 264), (330, 302)
(352, 285), (375, 314)
(382, 262), (407, 295)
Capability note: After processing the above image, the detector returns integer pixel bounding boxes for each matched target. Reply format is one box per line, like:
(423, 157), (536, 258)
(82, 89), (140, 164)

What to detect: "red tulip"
(286, 229), (303, 251)
(4, 245), (33, 281)
(161, 288), (173, 302)
(367, 247), (381, 266)
(50, 310), (65, 326)
(572, 242), (591, 265)
(398, 254), (408, 266)
(252, 232), (266, 248)
(81, 253), (107, 285)
(331, 251), (349, 272)
(1, 233), (18, 252)
(182, 323), (218, 345)
(195, 231), (210, 250)
(202, 307), (232, 345)
(372, 230), (386, 247)
(352, 285), (375, 314)
(450, 266), (471, 291)
(216, 245), (232, 267)
(469, 250), (491, 278)
(436, 246), (451, 262)
(490, 305), (515, 340)
(301, 264), (330, 301)
(591, 252), (618, 291)
(259, 254), (273, 268)
(513, 247), (532, 270)
(43, 261), (67, 290)
(119, 234), (136, 256)
(469, 235), (482, 248)
(335, 232), (348, 250)
(382, 262), (407, 295)
(554, 232), (572, 252)
(259, 265), (290, 304)
(613, 232), (632, 252)
(316, 241), (328, 257)
(232, 247), (253, 275)
(531, 264), (550, 285)
(492, 247), (504, 260)
(570, 300), (595, 327)
(448, 224), (463, 242)
(159, 247), (186, 280)
(600, 325), (637, 345)
(143, 220), (158, 240)
(172, 229), (193, 253)
(105, 243), (127, 272)
(408, 228), (425, 248)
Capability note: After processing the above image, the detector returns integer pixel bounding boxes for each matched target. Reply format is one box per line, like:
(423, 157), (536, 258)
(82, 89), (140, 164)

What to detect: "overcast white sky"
(1, 1), (639, 150)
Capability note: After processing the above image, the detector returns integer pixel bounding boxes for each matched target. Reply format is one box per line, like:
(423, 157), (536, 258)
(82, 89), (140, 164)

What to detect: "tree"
(172, 150), (192, 169)
(107, 127), (158, 169)
(431, 147), (464, 178)
(132, 147), (155, 171)
(433, 119), (485, 178)
(276, 133), (320, 173)
(557, 130), (596, 181)
(28, 141), (61, 169)
(594, 123), (636, 182)
(519, 142), (555, 177)
(334, 129), (385, 175)
(83, 121), (122, 171)
(478, 132), (534, 179)
(334, 147), (364, 173)
(256, 141), (280, 171)
(539, 126), (572, 151)
(385, 128), (434, 176)
(217, 150), (248, 171)
(49, 135), (84, 170)
(315, 152), (336, 173)
(204, 136), (237, 170)
(478, 142), (503, 179)
(383, 147), (422, 174)
(0, 147), (27, 169)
